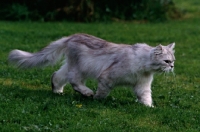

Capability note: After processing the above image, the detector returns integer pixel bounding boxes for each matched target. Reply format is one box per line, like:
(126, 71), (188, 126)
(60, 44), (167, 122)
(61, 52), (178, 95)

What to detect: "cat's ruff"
(8, 33), (175, 107)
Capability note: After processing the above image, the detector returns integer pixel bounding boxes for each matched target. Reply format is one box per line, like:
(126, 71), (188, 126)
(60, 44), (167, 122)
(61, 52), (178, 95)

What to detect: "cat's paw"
(136, 99), (154, 107)
(52, 89), (63, 94)
(145, 104), (154, 107)
(93, 94), (107, 99)
(81, 89), (94, 97)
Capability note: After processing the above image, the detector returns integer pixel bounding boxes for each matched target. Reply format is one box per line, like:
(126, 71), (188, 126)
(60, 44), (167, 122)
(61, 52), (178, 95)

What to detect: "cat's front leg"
(134, 84), (153, 107)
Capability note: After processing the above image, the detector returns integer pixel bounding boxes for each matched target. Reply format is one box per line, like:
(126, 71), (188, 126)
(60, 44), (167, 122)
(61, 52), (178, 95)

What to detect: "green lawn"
(0, 1), (200, 132)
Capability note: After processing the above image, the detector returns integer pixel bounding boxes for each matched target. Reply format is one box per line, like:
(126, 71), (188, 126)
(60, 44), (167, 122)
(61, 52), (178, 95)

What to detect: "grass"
(0, 1), (200, 131)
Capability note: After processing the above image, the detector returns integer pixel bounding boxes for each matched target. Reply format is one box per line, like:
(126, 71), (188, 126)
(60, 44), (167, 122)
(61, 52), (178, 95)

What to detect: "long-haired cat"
(8, 33), (175, 107)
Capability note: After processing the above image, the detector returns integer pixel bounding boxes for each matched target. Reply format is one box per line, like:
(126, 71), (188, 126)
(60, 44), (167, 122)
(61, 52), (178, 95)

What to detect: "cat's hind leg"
(52, 64), (94, 96)
(51, 63), (68, 94)
(71, 83), (94, 97)
(67, 68), (94, 96)
(94, 75), (113, 99)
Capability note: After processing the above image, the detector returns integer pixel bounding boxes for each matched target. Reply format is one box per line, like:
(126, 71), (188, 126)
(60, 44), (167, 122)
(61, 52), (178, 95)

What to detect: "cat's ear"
(168, 42), (175, 50)
(154, 44), (163, 55)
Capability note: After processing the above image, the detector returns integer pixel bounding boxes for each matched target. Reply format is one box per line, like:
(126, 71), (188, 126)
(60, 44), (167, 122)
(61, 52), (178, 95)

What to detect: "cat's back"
(132, 43), (152, 53)
(68, 33), (110, 49)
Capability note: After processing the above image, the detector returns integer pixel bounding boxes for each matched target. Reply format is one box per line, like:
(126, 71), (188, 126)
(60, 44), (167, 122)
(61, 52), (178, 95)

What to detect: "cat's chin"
(154, 68), (173, 73)
(163, 68), (174, 73)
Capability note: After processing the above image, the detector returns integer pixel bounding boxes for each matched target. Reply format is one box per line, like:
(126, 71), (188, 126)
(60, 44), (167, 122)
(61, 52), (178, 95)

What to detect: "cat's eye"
(164, 60), (171, 63)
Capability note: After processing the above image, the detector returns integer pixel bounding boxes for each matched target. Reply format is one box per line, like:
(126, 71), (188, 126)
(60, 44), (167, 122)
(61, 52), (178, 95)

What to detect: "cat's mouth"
(162, 67), (174, 73)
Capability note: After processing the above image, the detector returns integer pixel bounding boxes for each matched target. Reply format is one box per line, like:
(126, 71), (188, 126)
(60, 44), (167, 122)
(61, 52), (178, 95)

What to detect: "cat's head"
(150, 43), (175, 73)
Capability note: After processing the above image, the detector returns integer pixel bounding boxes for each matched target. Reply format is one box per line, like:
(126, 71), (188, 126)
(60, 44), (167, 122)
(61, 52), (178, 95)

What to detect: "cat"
(8, 33), (175, 107)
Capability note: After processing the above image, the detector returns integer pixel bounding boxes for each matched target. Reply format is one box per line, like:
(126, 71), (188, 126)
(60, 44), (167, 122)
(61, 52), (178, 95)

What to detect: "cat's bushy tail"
(8, 37), (68, 68)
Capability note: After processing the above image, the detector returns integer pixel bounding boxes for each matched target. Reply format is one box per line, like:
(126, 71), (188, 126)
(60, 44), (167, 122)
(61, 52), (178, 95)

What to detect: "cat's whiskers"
(171, 69), (176, 77)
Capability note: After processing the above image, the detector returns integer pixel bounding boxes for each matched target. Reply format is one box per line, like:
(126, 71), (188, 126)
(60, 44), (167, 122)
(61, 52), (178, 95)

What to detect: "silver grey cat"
(8, 33), (175, 107)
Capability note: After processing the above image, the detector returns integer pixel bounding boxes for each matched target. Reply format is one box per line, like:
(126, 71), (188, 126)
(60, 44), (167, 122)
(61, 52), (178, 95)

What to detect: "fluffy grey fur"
(8, 33), (175, 107)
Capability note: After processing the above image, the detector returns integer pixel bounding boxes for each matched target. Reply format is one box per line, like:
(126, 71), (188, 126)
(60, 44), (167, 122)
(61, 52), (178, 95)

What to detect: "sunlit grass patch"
(0, 78), (47, 90)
